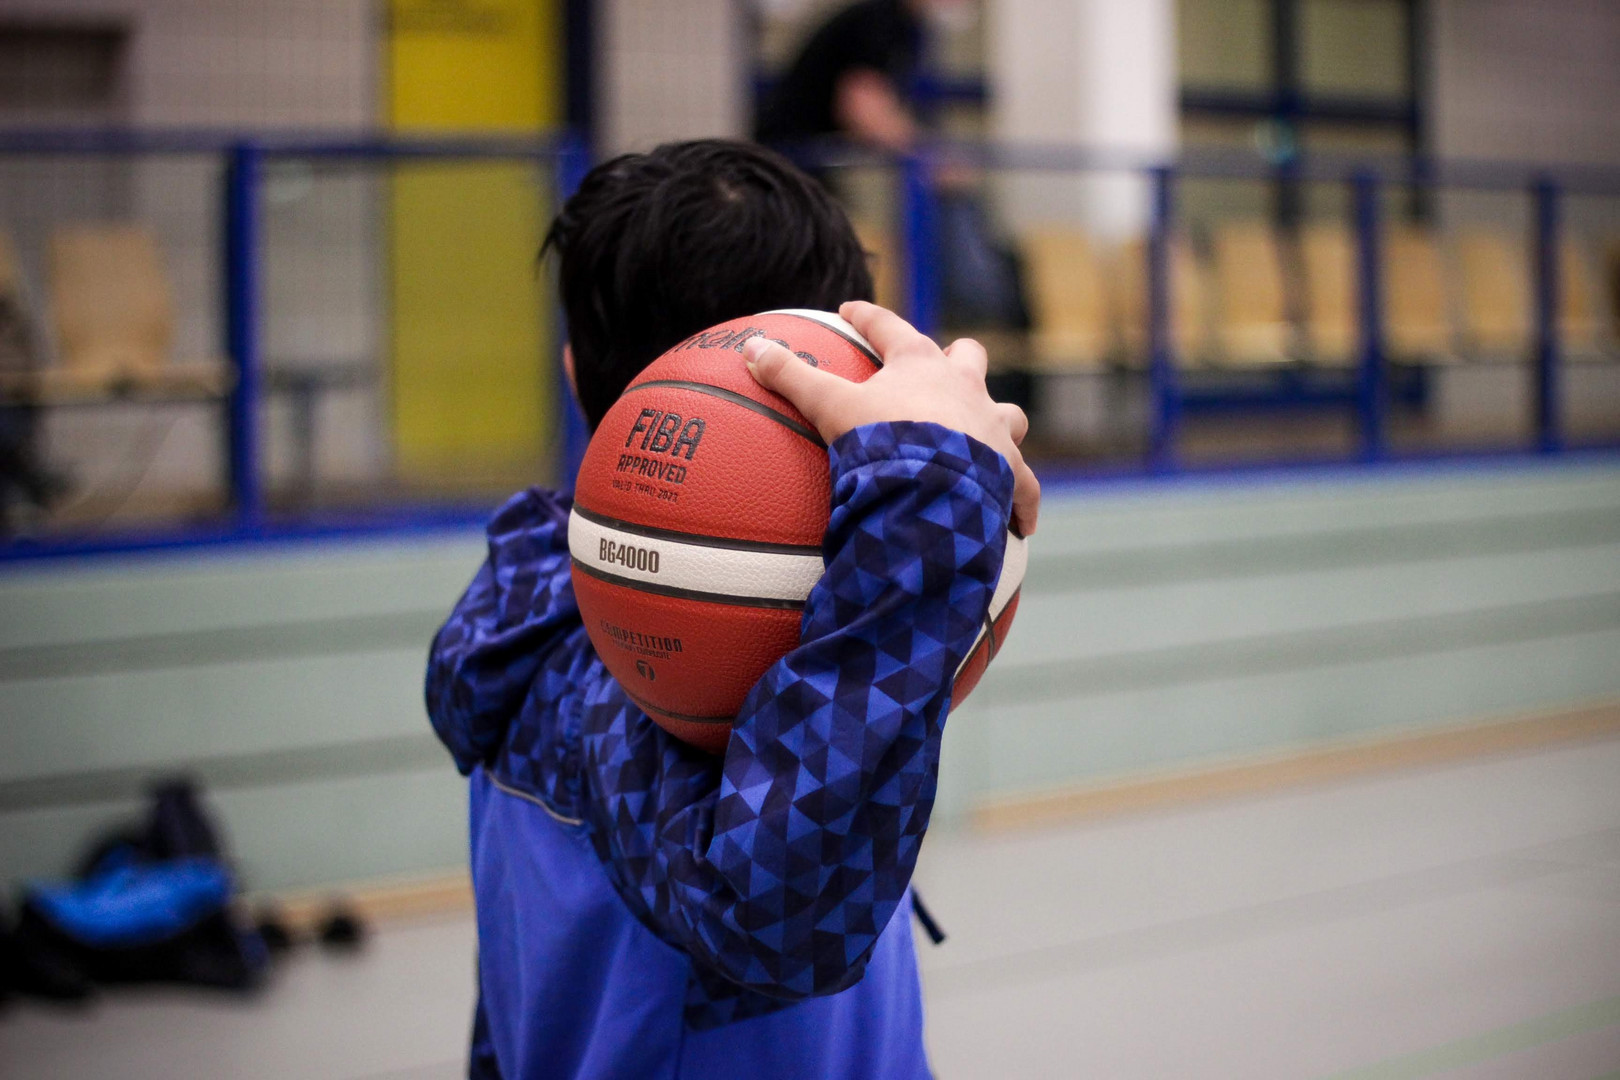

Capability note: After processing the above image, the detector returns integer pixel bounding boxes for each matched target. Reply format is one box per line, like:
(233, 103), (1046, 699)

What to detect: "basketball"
(569, 309), (1026, 752)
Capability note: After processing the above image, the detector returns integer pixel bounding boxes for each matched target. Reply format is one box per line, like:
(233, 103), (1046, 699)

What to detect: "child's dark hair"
(543, 139), (875, 428)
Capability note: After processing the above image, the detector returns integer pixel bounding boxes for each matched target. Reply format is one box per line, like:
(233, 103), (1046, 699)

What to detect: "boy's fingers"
(743, 337), (847, 435)
(997, 402), (1029, 445)
(944, 337), (989, 376)
(1009, 455), (1041, 537)
(839, 301), (929, 364)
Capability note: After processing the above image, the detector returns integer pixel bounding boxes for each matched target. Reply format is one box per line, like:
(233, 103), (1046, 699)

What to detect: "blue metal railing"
(871, 137), (1620, 473)
(1146, 165), (1178, 469)
(900, 153), (942, 341)
(2, 129), (1618, 561)
(0, 129), (578, 561)
(224, 141), (265, 524)
(1352, 170), (1386, 462)
(1533, 178), (1563, 454)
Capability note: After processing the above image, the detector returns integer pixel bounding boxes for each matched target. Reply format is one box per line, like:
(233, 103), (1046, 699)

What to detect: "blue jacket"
(426, 422), (1015, 1079)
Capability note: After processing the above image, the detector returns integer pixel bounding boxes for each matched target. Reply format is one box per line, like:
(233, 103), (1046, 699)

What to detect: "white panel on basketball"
(762, 309), (879, 360)
(568, 509), (825, 603)
(954, 531), (1026, 679)
(992, 533), (1028, 618)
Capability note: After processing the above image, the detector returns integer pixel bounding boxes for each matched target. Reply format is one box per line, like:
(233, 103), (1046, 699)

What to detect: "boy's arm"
(582, 419), (1011, 1000)
(580, 303), (1034, 1000)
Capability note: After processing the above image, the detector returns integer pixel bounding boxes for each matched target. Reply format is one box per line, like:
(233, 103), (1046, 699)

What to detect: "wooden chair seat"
(1115, 235), (1211, 367)
(1559, 238), (1605, 361)
(1022, 227), (1111, 370)
(1456, 230), (1530, 359)
(0, 360), (231, 406)
(1385, 227), (1453, 361)
(0, 223), (233, 406)
(1213, 222), (1291, 366)
(850, 218), (902, 314)
(1301, 224), (1355, 367)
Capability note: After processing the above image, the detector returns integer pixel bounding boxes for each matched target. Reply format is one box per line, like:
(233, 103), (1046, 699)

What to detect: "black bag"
(7, 778), (269, 998)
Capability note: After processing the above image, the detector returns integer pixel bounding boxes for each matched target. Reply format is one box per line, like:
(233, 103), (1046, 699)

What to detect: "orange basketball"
(569, 310), (1025, 753)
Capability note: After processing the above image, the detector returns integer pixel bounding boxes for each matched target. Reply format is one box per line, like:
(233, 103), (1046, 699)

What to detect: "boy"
(426, 139), (1038, 1079)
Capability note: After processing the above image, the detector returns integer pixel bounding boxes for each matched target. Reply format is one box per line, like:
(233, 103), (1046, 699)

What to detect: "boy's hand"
(744, 300), (1039, 535)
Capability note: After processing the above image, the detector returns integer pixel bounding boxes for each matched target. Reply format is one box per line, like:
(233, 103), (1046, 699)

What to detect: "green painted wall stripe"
(0, 610), (446, 683)
(974, 591), (1620, 705)
(3, 463), (1616, 891)
(0, 539), (484, 651)
(0, 731), (445, 812)
(1006, 542), (1620, 669)
(5, 591), (1611, 803)
(1028, 465), (1620, 557)
(954, 634), (1620, 805)
(7, 537), (1613, 686)
(1024, 507), (1620, 594)
(0, 650), (433, 784)
(1320, 994), (1620, 1079)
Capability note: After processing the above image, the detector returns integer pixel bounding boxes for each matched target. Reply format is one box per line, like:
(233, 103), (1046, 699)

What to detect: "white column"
(986, 0), (1178, 239)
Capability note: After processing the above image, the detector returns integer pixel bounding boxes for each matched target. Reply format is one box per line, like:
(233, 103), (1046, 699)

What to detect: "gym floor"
(3, 737), (1618, 1079)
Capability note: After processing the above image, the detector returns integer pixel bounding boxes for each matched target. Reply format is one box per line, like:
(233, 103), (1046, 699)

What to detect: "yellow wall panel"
(386, 0), (559, 483)
(388, 0), (556, 132)
(389, 163), (548, 477)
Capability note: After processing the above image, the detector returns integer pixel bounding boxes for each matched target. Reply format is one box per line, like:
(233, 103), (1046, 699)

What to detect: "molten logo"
(635, 659), (656, 681)
(673, 325), (821, 367)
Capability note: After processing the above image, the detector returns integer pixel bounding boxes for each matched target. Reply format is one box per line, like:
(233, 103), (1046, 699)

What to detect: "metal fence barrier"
(1, 130), (1617, 559)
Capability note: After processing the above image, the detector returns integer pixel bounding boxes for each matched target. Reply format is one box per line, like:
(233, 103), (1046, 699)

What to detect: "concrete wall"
(1424, 0), (1620, 454)
(4, 460), (1618, 891)
(0, 529), (483, 892)
(598, 0), (746, 154)
(1174, 0), (1620, 168)
(1431, 0), (1620, 169)
(934, 458), (1620, 821)
(0, 0), (373, 128)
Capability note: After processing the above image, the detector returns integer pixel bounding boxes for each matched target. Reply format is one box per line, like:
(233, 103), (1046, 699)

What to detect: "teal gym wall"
(3, 458), (1618, 893)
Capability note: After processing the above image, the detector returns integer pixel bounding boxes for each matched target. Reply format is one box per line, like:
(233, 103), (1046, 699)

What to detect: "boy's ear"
(563, 344), (578, 399)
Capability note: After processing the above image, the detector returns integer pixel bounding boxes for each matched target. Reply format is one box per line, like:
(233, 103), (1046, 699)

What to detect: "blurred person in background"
(756, 0), (1032, 400)
(754, 0), (935, 153)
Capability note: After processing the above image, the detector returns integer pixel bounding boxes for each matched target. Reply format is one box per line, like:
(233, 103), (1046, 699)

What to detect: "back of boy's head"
(544, 139), (875, 429)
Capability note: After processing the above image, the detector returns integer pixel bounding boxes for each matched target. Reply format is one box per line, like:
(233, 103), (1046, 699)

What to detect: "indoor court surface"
(5, 736), (1618, 1080)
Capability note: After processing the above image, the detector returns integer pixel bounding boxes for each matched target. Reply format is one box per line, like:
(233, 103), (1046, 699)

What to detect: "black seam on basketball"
(983, 611), (998, 655)
(571, 557), (808, 610)
(773, 311), (883, 368)
(988, 585), (1021, 660)
(625, 380), (824, 447)
(954, 626), (989, 682)
(623, 687), (735, 726)
(572, 503), (823, 556)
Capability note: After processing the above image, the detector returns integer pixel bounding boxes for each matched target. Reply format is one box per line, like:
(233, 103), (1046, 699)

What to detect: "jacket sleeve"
(579, 420), (1015, 1000)
(425, 488), (579, 774)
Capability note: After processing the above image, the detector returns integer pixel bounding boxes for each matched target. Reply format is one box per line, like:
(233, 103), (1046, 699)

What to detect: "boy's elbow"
(423, 638), (466, 737)
(423, 639), (503, 775)
(703, 927), (870, 1002)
